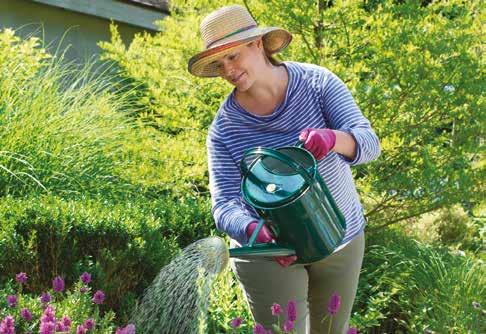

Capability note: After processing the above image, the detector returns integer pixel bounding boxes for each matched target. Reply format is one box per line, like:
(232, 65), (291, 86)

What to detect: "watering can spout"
(199, 236), (230, 275)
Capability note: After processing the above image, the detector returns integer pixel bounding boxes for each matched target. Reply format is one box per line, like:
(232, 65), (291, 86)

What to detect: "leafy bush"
(207, 260), (253, 333)
(98, 0), (238, 197)
(354, 229), (485, 332)
(0, 195), (201, 319)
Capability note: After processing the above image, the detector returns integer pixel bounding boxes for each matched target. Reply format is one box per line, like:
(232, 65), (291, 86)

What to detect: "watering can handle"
(240, 146), (315, 186)
(294, 140), (305, 149)
(247, 218), (266, 248)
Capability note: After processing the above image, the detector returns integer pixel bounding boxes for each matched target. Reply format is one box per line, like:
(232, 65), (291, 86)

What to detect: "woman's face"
(213, 39), (266, 92)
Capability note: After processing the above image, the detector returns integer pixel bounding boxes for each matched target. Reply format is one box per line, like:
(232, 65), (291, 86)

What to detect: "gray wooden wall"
(0, 0), (164, 63)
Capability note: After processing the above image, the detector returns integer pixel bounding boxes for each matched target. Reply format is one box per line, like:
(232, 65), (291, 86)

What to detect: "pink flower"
(6, 295), (17, 308)
(40, 305), (56, 324)
(39, 321), (56, 334)
(347, 327), (358, 334)
(55, 321), (66, 332)
(83, 318), (95, 330)
(92, 290), (105, 304)
(253, 323), (266, 334)
(80, 272), (91, 284)
(282, 320), (294, 333)
(40, 292), (51, 304)
(20, 308), (33, 321)
(15, 272), (28, 284)
(230, 317), (242, 328)
(61, 315), (72, 329)
(52, 276), (65, 293)
(0, 316), (15, 334)
(271, 303), (282, 316)
(76, 325), (87, 334)
(115, 324), (135, 334)
(285, 300), (297, 322)
(327, 293), (341, 315)
(80, 287), (88, 293)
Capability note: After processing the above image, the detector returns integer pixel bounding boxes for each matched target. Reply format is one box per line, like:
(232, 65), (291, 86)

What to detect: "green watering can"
(228, 145), (346, 264)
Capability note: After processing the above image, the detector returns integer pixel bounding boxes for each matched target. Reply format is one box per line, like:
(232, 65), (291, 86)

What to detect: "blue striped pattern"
(207, 61), (381, 245)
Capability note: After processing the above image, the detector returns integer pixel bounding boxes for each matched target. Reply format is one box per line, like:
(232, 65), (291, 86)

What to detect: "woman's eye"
(228, 53), (238, 61)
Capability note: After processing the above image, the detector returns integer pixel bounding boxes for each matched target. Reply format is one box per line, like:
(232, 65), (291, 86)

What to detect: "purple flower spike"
(124, 324), (136, 334)
(21, 308), (33, 322)
(40, 292), (51, 304)
(52, 276), (65, 293)
(55, 321), (65, 332)
(230, 317), (243, 328)
(347, 327), (358, 334)
(40, 321), (56, 334)
(40, 305), (56, 324)
(327, 293), (341, 315)
(6, 295), (17, 308)
(0, 315), (15, 334)
(285, 299), (297, 322)
(116, 324), (136, 334)
(282, 320), (294, 333)
(84, 318), (95, 330)
(253, 323), (266, 334)
(16, 272), (28, 284)
(80, 272), (91, 284)
(271, 303), (282, 316)
(92, 290), (105, 304)
(61, 315), (72, 329)
(76, 325), (87, 334)
(80, 287), (88, 293)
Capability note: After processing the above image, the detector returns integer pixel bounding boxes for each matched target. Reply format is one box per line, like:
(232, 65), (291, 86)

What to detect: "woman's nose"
(222, 63), (234, 77)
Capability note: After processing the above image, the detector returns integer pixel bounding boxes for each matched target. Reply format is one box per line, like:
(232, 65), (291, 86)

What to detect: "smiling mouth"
(231, 72), (244, 84)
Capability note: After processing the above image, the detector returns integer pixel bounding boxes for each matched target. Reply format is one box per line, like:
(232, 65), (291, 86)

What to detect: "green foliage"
(0, 195), (204, 319)
(0, 28), (51, 92)
(207, 260), (254, 333)
(435, 206), (485, 254)
(98, 0), (241, 197)
(354, 229), (486, 332)
(0, 29), (133, 198)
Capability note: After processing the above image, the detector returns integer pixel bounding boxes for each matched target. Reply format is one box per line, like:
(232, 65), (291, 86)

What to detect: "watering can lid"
(241, 147), (316, 209)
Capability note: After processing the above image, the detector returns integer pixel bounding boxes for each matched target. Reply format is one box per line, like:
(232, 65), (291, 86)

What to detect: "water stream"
(130, 237), (229, 334)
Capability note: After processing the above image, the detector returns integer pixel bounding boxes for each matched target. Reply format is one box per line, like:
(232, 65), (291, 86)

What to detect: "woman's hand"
(299, 128), (336, 160)
(246, 222), (298, 267)
(299, 128), (358, 160)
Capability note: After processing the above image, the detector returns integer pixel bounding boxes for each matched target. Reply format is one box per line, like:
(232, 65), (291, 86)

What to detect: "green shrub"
(353, 229), (485, 332)
(207, 254), (254, 333)
(98, 0), (237, 197)
(435, 206), (484, 253)
(0, 195), (209, 319)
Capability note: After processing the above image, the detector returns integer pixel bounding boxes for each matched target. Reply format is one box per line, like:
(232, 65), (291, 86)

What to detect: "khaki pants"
(230, 232), (365, 334)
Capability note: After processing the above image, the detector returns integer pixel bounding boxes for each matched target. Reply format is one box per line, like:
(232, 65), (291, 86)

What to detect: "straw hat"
(188, 5), (292, 77)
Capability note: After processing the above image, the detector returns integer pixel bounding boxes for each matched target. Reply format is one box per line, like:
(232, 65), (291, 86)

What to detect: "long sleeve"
(206, 132), (258, 244)
(321, 71), (381, 165)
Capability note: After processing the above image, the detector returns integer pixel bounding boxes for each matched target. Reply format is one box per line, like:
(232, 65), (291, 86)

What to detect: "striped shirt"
(207, 61), (381, 246)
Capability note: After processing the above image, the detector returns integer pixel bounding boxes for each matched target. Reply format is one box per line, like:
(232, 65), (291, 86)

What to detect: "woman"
(188, 5), (380, 333)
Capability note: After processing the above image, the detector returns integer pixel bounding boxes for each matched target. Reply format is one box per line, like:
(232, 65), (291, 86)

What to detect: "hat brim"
(188, 27), (292, 78)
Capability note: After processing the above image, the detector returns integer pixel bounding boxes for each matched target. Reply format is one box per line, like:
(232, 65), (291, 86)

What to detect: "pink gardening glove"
(246, 222), (298, 267)
(299, 128), (336, 160)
